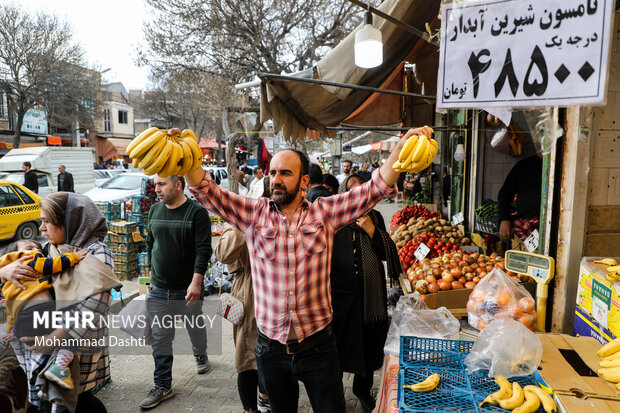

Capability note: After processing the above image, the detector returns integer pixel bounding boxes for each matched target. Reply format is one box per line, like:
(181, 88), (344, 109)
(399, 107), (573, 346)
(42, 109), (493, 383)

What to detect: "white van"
(0, 147), (96, 196)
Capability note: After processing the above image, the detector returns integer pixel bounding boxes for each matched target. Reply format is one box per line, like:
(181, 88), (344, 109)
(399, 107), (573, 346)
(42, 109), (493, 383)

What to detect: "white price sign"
(438, 0), (614, 108)
(452, 212), (464, 225)
(592, 278), (612, 330)
(524, 229), (539, 252)
(414, 243), (431, 261)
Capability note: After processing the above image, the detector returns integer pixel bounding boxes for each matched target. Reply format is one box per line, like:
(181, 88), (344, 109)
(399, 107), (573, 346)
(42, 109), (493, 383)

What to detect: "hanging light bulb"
(454, 143), (466, 162)
(355, 11), (383, 69)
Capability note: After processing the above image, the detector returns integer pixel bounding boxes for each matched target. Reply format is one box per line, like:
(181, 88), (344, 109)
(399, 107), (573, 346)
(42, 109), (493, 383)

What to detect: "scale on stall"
(505, 250), (555, 331)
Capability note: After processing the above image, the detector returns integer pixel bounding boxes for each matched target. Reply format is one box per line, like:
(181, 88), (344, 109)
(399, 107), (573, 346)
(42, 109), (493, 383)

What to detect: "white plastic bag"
(464, 318), (542, 378)
(115, 295), (153, 345)
(467, 268), (537, 331)
(384, 293), (460, 356)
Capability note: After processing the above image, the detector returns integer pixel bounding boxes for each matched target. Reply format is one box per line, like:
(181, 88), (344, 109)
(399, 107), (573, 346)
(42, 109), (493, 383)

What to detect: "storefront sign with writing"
(437, 0), (613, 108)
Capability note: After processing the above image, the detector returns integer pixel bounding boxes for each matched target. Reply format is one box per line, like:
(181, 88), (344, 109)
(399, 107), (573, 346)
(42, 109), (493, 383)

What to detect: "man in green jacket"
(141, 174), (212, 409)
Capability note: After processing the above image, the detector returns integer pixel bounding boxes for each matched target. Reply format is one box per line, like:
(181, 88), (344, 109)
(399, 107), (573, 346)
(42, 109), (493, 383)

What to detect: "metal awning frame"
(258, 72), (436, 101)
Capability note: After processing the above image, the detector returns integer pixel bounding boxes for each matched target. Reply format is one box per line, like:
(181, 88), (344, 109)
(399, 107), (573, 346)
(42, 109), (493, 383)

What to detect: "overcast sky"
(19, 0), (151, 90)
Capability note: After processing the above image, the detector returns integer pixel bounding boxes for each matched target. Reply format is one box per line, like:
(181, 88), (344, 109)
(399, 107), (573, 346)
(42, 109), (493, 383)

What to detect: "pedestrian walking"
(57, 165), (74, 193)
(184, 125), (432, 413)
(22, 162), (38, 194)
(331, 174), (402, 413)
(140, 174), (213, 410)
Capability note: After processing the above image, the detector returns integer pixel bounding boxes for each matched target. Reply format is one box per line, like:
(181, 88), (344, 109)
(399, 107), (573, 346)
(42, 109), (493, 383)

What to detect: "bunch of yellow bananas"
(597, 336), (620, 391)
(126, 127), (203, 177)
(392, 134), (438, 173)
(479, 376), (557, 413)
(597, 258), (620, 282)
(401, 373), (440, 392)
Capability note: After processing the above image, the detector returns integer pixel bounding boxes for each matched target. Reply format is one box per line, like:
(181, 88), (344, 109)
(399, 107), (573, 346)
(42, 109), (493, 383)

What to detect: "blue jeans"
(255, 329), (346, 413)
(146, 285), (207, 388)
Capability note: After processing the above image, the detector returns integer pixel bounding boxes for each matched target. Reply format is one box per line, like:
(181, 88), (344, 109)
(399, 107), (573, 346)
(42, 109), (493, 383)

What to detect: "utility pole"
(72, 103), (80, 147)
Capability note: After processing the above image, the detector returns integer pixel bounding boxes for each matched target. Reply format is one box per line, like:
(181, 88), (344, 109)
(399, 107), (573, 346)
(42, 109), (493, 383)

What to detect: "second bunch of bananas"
(126, 127), (203, 177)
(393, 134), (438, 174)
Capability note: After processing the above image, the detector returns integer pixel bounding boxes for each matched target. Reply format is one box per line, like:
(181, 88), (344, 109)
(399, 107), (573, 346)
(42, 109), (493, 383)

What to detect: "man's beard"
(271, 177), (301, 206)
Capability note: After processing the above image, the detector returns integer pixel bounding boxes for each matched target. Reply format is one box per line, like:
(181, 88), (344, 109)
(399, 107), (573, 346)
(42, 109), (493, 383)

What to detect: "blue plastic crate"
(398, 336), (544, 413)
(399, 367), (474, 413)
(468, 373), (542, 411)
(130, 196), (145, 212)
(138, 252), (149, 266)
(141, 178), (156, 197)
(400, 336), (474, 370)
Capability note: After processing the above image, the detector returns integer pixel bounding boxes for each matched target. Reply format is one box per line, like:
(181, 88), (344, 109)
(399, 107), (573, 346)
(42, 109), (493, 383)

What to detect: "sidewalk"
(97, 200), (402, 412)
(98, 299), (379, 412)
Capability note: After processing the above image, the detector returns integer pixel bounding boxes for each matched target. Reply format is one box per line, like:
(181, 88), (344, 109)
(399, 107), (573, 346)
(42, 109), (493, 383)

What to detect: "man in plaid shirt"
(187, 126), (433, 412)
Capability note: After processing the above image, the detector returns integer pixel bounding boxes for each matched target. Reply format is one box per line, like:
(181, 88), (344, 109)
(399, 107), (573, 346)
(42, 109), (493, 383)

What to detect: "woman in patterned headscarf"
(330, 174), (402, 413)
(0, 192), (119, 413)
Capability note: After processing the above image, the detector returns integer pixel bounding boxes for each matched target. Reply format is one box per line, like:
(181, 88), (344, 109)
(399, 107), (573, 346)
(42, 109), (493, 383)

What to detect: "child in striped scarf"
(1, 239), (88, 390)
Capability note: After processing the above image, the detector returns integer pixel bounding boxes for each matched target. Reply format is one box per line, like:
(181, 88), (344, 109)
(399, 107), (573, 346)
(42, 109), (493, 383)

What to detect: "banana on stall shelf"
(127, 127), (203, 177)
(479, 377), (557, 413)
(401, 373), (440, 392)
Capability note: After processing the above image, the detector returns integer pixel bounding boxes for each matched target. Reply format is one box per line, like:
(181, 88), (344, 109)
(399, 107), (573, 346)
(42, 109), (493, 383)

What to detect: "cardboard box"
(534, 333), (620, 413)
(138, 276), (150, 295)
(574, 306), (615, 345)
(575, 257), (620, 340)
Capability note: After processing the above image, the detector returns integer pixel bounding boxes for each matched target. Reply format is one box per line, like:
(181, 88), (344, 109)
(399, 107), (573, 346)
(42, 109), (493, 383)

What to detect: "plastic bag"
(115, 295), (153, 345)
(384, 293), (460, 356)
(524, 108), (563, 155)
(464, 318), (542, 378)
(467, 268), (537, 331)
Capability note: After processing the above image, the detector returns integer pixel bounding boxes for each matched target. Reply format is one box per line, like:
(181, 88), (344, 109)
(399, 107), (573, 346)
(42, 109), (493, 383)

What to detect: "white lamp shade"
(454, 143), (466, 162)
(355, 24), (383, 68)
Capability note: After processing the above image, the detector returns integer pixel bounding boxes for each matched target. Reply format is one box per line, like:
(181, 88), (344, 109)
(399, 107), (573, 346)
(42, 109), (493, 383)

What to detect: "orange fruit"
(518, 314), (533, 326)
(497, 293), (511, 307)
(478, 320), (487, 330)
(519, 297), (535, 312)
(513, 307), (523, 318)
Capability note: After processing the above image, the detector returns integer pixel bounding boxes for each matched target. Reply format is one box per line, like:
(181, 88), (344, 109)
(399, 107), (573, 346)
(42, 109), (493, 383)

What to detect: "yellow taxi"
(0, 180), (41, 240)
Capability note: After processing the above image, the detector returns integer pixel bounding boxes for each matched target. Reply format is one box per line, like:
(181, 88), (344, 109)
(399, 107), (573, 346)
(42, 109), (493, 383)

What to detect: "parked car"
(0, 147), (96, 195)
(4, 171), (54, 195)
(203, 166), (229, 190)
(0, 180), (41, 240)
(94, 169), (127, 187)
(84, 172), (147, 203)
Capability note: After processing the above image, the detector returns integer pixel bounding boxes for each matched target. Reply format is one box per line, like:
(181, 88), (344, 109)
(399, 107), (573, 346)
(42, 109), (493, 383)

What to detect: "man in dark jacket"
(305, 163), (332, 202)
(22, 162), (38, 194)
(57, 165), (75, 192)
(141, 174), (213, 410)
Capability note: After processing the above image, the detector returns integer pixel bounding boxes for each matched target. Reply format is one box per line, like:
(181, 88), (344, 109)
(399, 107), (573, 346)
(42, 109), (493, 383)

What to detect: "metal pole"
(345, 0), (438, 46)
(258, 73), (436, 100)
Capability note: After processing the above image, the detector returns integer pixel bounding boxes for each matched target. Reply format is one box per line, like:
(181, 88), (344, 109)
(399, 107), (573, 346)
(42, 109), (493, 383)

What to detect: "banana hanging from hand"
(392, 129), (438, 174)
(128, 127), (203, 176)
(401, 373), (440, 392)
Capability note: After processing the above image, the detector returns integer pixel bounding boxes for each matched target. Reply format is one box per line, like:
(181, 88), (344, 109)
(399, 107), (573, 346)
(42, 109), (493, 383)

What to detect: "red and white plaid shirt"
(190, 169), (395, 343)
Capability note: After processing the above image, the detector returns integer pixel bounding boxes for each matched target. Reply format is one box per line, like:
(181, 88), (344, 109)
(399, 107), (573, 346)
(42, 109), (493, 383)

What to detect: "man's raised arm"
(185, 167), (257, 232)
